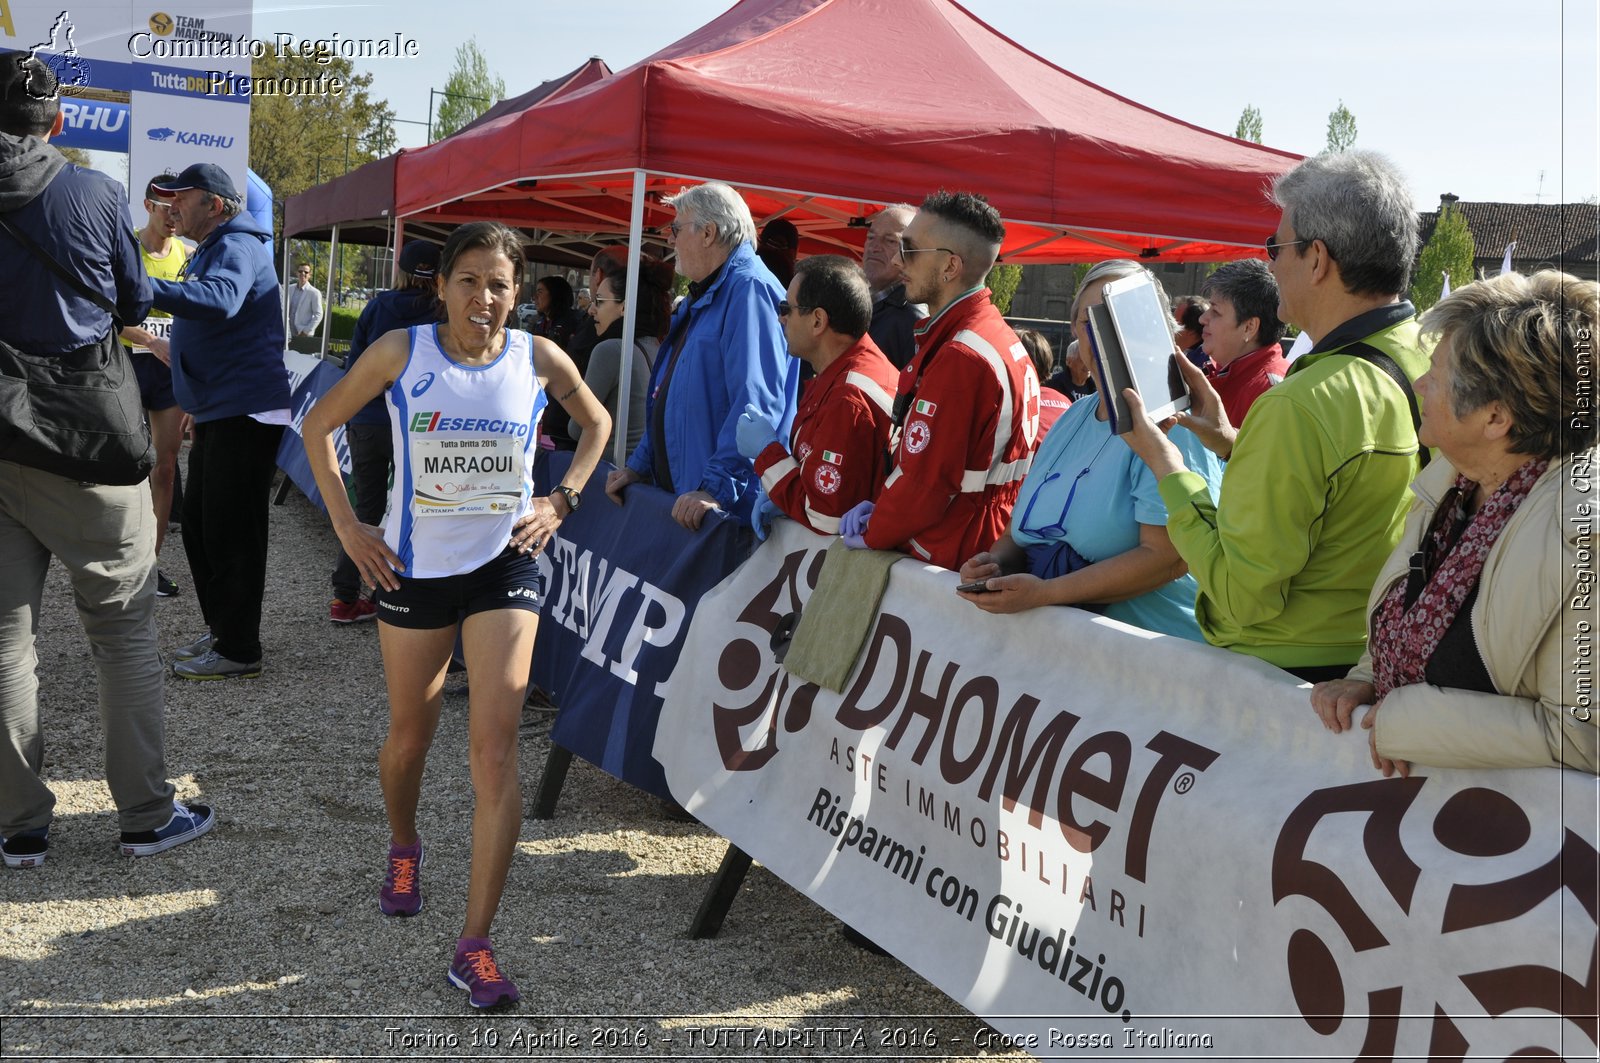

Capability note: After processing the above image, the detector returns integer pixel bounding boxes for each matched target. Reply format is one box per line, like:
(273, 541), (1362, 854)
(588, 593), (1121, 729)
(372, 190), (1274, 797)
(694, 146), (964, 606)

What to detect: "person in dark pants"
(329, 239), (441, 623)
(147, 163), (291, 680)
(0, 52), (214, 868)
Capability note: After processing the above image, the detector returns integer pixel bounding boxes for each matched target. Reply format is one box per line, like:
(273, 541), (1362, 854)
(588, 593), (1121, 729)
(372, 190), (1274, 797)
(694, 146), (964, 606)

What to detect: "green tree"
(248, 48), (395, 264)
(432, 39), (505, 140)
(986, 263), (1023, 314)
(1234, 104), (1263, 143)
(1324, 100), (1357, 154)
(1411, 203), (1476, 313)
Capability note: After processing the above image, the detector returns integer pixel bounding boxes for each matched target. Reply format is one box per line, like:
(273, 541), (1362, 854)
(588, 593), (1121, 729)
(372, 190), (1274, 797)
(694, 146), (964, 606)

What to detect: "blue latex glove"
(735, 403), (780, 461)
(751, 494), (783, 542)
(840, 499), (874, 549)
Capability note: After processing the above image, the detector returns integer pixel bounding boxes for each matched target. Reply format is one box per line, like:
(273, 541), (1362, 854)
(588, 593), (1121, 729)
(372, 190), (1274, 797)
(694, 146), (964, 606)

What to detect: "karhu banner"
(656, 521), (1598, 1059)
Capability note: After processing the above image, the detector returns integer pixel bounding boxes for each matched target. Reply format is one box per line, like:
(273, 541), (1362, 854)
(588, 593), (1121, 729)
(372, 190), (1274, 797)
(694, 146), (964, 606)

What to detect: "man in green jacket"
(1124, 151), (1428, 681)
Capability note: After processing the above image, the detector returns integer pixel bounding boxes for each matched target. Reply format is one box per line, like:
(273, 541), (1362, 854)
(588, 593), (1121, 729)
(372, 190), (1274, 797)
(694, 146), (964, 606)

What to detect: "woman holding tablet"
(303, 222), (610, 1009)
(956, 260), (1221, 639)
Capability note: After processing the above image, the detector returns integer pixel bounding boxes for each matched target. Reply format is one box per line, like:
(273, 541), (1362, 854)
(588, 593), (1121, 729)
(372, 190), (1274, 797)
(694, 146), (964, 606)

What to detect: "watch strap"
(553, 485), (581, 512)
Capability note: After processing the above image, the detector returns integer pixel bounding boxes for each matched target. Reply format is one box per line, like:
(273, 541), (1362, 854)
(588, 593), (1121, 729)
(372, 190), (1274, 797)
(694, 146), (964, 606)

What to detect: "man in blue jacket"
(0, 52), (214, 867)
(148, 163), (291, 681)
(604, 182), (796, 529)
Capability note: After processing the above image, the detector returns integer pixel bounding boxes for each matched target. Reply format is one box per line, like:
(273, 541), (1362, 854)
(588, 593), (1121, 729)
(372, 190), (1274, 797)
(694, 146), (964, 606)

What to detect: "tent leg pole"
(612, 169), (648, 470)
(689, 843), (753, 939)
(528, 743), (573, 821)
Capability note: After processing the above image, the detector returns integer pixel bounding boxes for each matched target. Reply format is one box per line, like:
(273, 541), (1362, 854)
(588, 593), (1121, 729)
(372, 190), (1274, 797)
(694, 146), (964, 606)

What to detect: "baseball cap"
(150, 163), (240, 202)
(398, 240), (441, 278)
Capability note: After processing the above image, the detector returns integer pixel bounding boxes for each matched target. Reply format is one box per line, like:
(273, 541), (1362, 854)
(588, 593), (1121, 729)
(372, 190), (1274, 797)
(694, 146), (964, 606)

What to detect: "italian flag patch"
(821, 450), (844, 465)
(914, 399), (937, 416)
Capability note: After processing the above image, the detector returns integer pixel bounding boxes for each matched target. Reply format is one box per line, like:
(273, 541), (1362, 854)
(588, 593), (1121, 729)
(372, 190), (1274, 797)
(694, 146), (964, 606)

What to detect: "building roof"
(1418, 200), (1599, 266)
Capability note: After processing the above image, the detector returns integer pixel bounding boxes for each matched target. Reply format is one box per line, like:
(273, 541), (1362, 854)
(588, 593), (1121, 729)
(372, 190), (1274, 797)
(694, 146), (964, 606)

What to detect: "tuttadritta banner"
(0, 2), (138, 92)
(128, 0), (252, 212)
(656, 520), (1599, 1060)
(532, 452), (756, 798)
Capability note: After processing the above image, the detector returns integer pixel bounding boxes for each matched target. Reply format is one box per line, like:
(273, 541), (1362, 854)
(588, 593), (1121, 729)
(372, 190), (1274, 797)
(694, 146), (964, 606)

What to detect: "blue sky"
(256, 0), (1594, 211)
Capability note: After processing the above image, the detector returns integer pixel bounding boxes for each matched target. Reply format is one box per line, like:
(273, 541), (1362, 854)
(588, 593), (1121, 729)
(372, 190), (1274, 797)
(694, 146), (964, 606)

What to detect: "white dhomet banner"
(656, 522), (1598, 1060)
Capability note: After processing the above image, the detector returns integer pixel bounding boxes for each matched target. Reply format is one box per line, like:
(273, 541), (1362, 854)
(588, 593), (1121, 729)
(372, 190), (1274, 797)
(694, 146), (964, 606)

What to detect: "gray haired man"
(605, 182), (798, 531)
(1123, 151), (1430, 682)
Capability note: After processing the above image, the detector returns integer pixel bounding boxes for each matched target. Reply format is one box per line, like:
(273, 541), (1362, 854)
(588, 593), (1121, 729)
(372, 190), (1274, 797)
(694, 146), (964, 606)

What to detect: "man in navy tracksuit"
(148, 163), (291, 680)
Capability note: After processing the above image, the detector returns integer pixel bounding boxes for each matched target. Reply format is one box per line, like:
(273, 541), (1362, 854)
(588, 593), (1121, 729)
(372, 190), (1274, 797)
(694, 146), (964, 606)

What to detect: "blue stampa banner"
(533, 451), (755, 797)
(276, 351), (351, 511)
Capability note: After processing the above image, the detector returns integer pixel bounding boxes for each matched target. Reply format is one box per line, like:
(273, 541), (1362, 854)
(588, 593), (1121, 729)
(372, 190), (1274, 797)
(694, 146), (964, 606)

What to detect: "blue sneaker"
(169, 631), (214, 662)
(173, 650), (261, 681)
(119, 801), (215, 857)
(2, 826), (48, 869)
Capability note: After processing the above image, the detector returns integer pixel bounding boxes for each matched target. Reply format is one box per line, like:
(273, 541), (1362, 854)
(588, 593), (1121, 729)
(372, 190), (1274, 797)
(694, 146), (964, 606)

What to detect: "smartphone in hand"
(956, 580), (992, 594)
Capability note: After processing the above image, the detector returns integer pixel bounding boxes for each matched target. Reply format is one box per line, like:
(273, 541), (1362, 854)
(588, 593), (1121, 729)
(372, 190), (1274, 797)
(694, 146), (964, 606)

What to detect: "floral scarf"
(1370, 458), (1548, 700)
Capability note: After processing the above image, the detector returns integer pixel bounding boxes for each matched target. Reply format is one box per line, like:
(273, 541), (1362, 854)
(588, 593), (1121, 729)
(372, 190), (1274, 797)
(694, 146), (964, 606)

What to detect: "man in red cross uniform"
(840, 191), (1041, 569)
(736, 256), (897, 534)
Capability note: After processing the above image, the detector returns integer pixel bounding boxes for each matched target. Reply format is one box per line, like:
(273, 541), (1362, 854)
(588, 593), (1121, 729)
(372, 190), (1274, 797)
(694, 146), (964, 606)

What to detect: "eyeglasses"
(898, 238), (955, 259)
(591, 296), (623, 304)
(777, 301), (814, 319)
(1265, 235), (1307, 260)
(669, 219), (699, 238)
(1017, 469), (1090, 541)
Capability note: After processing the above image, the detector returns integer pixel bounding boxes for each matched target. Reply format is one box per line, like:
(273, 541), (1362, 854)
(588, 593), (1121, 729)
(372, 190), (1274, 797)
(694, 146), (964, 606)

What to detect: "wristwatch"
(552, 485), (582, 514)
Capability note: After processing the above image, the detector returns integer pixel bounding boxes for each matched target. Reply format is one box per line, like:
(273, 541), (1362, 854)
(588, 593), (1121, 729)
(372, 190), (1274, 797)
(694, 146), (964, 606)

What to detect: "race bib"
(410, 435), (524, 517)
(129, 316), (172, 354)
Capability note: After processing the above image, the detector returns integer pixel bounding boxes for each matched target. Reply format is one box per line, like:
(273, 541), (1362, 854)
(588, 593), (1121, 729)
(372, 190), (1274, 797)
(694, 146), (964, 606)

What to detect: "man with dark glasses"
(838, 191), (1040, 570)
(1123, 151), (1430, 682)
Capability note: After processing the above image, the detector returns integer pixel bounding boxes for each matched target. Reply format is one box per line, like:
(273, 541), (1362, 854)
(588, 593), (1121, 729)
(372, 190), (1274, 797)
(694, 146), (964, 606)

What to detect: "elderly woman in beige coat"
(1311, 270), (1598, 776)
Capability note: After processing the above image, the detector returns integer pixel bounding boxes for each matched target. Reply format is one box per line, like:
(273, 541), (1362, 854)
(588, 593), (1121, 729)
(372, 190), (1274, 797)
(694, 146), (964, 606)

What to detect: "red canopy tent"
(390, 0), (1302, 264)
(305, 0), (1303, 458)
(282, 57), (613, 249)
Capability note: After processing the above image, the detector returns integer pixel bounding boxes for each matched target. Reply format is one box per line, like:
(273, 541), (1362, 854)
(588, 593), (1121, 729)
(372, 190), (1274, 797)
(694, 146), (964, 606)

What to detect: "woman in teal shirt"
(957, 260), (1222, 640)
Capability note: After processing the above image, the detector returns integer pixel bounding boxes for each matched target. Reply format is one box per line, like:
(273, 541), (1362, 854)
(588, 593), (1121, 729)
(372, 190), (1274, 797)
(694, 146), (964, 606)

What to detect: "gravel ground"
(0, 472), (1025, 1062)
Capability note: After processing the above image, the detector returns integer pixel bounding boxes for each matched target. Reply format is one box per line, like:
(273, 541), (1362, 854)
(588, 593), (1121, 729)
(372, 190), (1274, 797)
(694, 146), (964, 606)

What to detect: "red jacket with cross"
(864, 288), (1041, 569)
(752, 336), (898, 533)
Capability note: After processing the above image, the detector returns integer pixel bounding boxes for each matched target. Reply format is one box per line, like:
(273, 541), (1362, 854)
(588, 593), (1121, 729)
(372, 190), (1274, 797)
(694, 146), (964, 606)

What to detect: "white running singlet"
(384, 325), (547, 579)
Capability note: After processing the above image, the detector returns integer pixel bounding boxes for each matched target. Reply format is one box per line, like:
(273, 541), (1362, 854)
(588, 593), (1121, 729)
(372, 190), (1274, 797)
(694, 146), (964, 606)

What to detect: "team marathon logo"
(1272, 779), (1598, 1057)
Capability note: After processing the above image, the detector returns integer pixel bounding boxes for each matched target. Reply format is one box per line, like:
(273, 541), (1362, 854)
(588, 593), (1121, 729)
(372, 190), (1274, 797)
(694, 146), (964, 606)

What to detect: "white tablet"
(1101, 274), (1191, 421)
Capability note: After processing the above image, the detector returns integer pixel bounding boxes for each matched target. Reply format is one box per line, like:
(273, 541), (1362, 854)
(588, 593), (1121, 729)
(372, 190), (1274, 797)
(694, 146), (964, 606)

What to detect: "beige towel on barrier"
(783, 540), (901, 691)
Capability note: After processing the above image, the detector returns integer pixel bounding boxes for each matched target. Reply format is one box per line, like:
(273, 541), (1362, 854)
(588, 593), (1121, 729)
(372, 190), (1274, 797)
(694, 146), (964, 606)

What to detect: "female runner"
(303, 222), (610, 1007)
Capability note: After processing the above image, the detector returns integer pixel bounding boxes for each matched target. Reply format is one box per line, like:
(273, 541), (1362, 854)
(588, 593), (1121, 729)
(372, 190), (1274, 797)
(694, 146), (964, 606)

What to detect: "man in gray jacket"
(0, 52), (214, 869)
